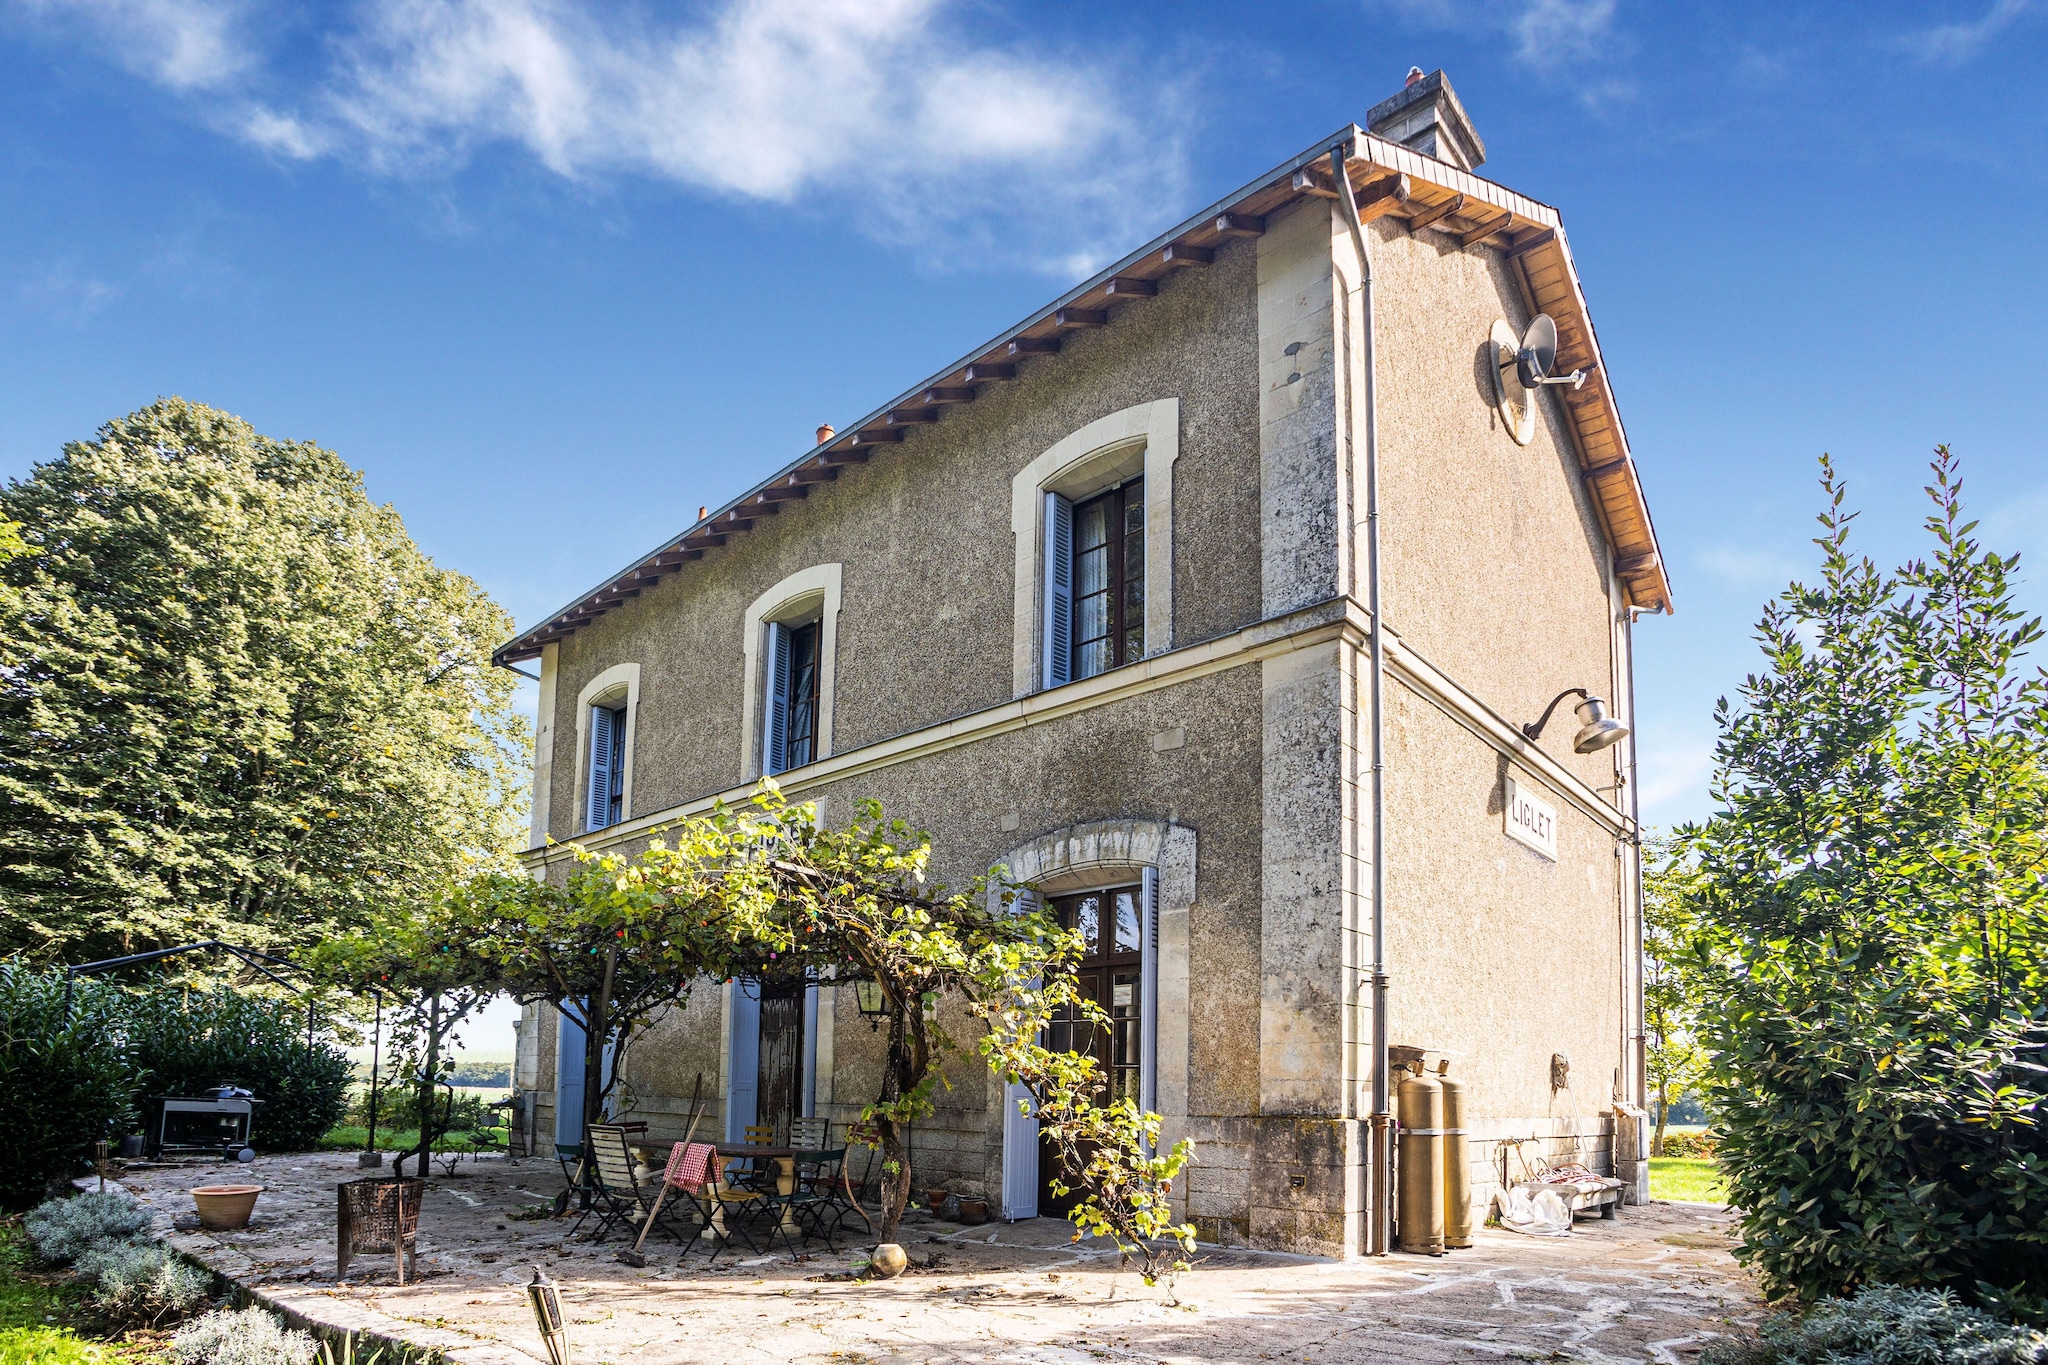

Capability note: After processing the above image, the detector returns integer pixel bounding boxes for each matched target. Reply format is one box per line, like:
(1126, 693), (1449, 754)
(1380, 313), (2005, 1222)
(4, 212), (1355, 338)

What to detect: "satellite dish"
(1487, 320), (1536, 445)
(1512, 313), (1597, 391)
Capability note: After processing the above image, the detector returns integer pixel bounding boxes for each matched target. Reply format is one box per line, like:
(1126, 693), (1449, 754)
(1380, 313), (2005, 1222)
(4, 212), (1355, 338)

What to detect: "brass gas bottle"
(1439, 1065), (1472, 1248)
(1395, 1065), (1446, 1254)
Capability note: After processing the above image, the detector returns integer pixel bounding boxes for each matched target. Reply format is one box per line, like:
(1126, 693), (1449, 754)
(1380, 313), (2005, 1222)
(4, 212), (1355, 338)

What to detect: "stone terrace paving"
(111, 1151), (1760, 1364)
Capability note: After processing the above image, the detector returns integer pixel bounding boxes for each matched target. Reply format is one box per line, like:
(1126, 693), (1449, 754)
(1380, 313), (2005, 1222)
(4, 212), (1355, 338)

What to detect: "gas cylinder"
(1439, 1062), (1472, 1248)
(1395, 1064), (1446, 1254)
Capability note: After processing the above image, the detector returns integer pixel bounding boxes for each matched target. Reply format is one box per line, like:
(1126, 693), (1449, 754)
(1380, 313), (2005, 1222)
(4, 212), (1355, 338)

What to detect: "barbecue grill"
(144, 1089), (262, 1160)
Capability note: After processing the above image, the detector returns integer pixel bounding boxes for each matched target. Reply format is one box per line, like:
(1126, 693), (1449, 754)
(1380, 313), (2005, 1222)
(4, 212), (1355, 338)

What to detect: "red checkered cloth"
(665, 1141), (717, 1192)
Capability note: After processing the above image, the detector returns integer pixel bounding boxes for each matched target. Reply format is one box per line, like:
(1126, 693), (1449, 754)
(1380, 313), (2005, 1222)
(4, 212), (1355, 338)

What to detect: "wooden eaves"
(493, 126), (1670, 666)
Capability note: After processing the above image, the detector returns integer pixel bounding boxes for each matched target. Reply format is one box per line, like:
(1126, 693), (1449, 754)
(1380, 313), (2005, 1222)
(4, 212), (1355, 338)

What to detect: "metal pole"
(367, 996), (382, 1154)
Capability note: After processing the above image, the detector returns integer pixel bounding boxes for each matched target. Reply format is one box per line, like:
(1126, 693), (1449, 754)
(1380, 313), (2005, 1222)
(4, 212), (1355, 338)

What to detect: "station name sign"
(1504, 773), (1558, 861)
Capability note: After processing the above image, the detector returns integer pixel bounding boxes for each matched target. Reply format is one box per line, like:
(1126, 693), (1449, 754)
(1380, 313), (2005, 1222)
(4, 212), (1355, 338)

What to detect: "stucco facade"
(502, 93), (1662, 1258)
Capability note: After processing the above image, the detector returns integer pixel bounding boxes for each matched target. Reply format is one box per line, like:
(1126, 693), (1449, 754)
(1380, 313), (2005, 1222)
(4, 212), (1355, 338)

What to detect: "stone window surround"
(739, 563), (844, 781)
(999, 816), (1196, 1104)
(572, 662), (641, 833)
(1010, 400), (1181, 698)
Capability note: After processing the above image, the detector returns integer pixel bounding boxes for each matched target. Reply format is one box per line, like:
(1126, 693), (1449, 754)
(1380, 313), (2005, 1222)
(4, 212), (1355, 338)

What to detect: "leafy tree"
(441, 867), (704, 1158)
(1643, 835), (1708, 1155)
(491, 786), (1195, 1279)
(1682, 449), (2048, 1316)
(313, 900), (498, 1179)
(0, 518), (35, 566)
(0, 399), (529, 962)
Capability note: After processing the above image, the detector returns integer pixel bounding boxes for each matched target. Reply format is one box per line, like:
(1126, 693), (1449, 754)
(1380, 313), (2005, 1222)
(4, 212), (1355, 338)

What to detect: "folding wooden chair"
(581, 1124), (649, 1243)
(734, 1123), (779, 1190)
(788, 1116), (828, 1150)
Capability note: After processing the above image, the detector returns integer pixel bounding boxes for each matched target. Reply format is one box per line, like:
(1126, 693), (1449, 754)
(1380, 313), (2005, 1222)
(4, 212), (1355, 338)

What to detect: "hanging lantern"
(854, 979), (888, 1031)
(527, 1266), (571, 1365)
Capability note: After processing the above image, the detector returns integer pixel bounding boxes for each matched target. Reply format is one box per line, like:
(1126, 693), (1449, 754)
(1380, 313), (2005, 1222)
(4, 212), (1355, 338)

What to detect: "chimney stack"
(816, 423), (835, 445)
(1366, 68), (1485, 172)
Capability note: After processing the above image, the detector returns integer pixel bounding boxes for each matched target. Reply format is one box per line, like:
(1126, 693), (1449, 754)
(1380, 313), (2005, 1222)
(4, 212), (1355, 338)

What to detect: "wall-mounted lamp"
(1522, 688), (1630, 754)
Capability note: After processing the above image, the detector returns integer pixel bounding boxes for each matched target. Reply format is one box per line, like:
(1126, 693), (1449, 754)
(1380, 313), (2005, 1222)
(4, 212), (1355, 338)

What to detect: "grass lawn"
(0, 1223), (122, 1364)
(315, 1124), (507, 1153)
(1650, 1157), (1727, 1204)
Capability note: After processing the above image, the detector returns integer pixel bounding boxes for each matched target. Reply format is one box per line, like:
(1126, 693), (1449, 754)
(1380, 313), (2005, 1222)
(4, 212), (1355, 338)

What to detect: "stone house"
(497, 70), (1670, 1258)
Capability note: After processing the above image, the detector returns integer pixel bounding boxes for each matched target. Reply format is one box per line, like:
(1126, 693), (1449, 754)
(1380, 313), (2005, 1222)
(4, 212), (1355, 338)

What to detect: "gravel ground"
(111, 1151), (1761, 1365)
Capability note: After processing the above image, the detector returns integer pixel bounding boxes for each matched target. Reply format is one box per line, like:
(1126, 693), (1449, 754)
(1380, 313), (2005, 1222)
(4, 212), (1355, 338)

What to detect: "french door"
(1040, 883), (1144, 1215)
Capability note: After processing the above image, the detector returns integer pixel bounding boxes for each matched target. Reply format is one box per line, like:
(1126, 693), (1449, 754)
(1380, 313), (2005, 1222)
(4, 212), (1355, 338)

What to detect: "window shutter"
(725, 980), (761, 1144)
(554, 1008), (587, 1150)
(762, 622), (791, 775)
(1001, 885), (1043, 1219)
(1042, 491), (1074, 689)
(1140, 866), (1159, 1137)
(585, 705), (614, 832)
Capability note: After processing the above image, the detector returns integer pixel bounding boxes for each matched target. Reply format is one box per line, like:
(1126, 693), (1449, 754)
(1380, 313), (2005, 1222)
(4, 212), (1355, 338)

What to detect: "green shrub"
(172, 1308), (316, 1365)
(75, 1240), (212, 1326)
(1657, 1129), (1718, 1159)
(1683, 454), (2048, 1314)
(127, 988), (350, 1152)
(0, 969), (136, 1210)
(23, 1192), (151, 1263)
(1704, 1285), (2048, 1365)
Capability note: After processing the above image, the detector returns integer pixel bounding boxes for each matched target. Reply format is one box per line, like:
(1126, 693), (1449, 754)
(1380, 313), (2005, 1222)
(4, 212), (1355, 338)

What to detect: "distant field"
(1650, 1157), (1726, 1204)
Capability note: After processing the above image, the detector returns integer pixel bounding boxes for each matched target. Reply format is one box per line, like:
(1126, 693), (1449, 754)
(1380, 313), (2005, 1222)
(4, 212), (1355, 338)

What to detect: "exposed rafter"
(494, 123), (1670, 664)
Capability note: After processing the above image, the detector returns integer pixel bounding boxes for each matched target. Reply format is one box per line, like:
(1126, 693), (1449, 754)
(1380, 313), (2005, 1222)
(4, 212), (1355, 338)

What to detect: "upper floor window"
(1045, 477), (1145, 686)
(585, 700), (626, 831)
(763, 615), (822, 776)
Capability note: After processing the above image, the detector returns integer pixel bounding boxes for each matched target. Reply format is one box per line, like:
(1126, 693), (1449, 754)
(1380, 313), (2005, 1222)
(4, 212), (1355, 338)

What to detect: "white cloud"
(13, 0), (251, 89)
(1899, 0), (2036, 64)
(15, 261), (122, 323)
(1363, 0), (1628, 101)
(13, 0), (1182, 272)
(1508, 0), (1615, 70)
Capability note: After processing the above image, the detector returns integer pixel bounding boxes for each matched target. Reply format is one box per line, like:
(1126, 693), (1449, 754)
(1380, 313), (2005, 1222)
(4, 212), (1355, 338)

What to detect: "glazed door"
(1040, 884), (1144, 1215)
(756, 986), (806, 1144)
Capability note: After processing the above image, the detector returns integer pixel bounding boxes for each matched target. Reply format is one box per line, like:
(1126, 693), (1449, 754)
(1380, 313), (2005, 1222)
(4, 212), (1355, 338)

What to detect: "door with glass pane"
(1040, 884), (1143, 1215)
(756, 984), (806, 1144)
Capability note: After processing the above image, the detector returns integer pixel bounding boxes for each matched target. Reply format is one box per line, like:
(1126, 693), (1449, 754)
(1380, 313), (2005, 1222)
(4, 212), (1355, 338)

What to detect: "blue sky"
(4, 0), (2045, 847)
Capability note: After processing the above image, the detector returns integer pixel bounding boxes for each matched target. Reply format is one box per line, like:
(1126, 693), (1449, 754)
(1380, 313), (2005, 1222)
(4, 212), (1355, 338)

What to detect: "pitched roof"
(494, 124), (1669, 666)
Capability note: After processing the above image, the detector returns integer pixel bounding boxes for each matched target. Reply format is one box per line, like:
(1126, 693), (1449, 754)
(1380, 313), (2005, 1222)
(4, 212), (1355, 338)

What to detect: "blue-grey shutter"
(726, 981), (761, 1143)
(800, 984), (820, 1120)
(1140, 866), (1159, 1138)
(1042, 492), (1074, 689)
(1001, 887), (1042, 1219)
(585, 705), (614, 831)
(763, 622), (791, 776)
(555, 1008), (586, 1150)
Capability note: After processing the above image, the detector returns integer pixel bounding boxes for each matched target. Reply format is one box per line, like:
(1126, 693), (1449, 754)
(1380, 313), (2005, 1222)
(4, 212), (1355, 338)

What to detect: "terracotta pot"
(869, 1243), (907, 1279)
(957, 1199), (989, 1225)
(190, 1184), (263, 1230)
(923, 1188), (949, 1211)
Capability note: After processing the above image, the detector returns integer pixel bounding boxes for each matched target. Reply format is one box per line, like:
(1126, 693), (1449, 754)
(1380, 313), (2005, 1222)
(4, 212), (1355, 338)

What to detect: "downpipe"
(1331, 138), (1394, 1257)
